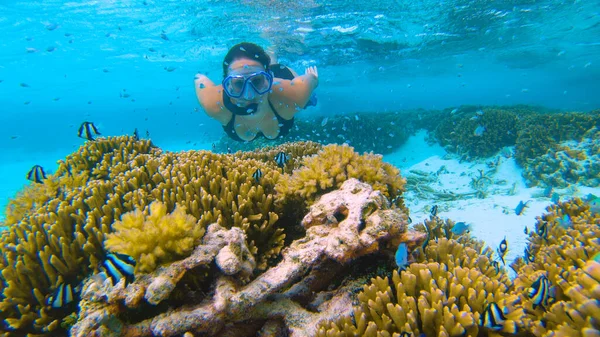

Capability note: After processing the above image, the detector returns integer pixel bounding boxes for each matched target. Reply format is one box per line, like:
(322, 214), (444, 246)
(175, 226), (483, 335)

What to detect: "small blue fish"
(556, 214), (572, 229)
(514, 200), (529, 216)
(474, 125), (486, 137)
(551, 192), (560, 204)
(395, 243), (409, 271)
(451, 222), (471, 235)
(46, 23), (59, 31)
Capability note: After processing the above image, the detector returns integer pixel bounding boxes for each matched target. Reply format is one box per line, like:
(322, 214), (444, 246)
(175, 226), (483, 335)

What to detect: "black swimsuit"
(222, 64), (296, 142)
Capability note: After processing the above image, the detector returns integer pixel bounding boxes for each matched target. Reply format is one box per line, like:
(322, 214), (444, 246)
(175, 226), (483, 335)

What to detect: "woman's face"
(226, 58), (268, 105)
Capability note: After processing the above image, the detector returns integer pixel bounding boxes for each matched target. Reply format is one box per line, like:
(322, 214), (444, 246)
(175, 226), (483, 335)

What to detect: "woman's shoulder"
(194, 82), (231, 124)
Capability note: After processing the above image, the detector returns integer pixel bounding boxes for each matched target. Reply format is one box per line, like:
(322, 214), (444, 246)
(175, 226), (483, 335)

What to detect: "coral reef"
(436, 107), (519, 159)
(317, 196), (600, 337)
(104, 201), (206, 273)
(317, 216), (519, 337)
(511, 197), (600, 336)
(522, 128), (600, 188)
(317, 264), (523, 337)
(70, 179), (422, 337)
(0, 137), (414, 336)
(434, 106), (600, 167)
(0, 137), (315, 336)
(514, 111), (599, 166)
(0, 136), (156, 335)
(275, 144), (406, 211)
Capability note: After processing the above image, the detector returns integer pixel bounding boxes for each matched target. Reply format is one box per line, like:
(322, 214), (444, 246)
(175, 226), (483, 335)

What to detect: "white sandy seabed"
(384, 130), (598, 279)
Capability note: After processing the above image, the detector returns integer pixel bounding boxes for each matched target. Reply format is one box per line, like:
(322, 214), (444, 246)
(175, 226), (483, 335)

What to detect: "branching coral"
(511, 197), (600, 336)
(522, 128), (600, 188)
(275, 144), (406, 210)
(514, 112), (599, 166)
(104, 201), (206, 273)
(317, 263), (524, 337)
(435, 108), (519, 159)
(317, 213), (525, 337)
(434, 106), (599, 166)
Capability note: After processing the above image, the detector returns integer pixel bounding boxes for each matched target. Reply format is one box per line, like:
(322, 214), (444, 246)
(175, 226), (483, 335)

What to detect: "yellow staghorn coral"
(235, 141), (323, 174)
(317, 263), (524, 337)
(0, 136), (294, 336)
(511, 197), (600, 336)
(275, 144), (406, 208)
(104, 201), (206, 273)
(2, 176), (59, 227)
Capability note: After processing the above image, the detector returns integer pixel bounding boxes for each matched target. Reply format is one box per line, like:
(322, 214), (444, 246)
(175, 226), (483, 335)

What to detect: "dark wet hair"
(223, 42), (271, 78)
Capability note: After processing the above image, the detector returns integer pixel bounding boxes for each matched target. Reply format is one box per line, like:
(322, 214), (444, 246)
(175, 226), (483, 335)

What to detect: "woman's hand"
(305, 66), (318, 79)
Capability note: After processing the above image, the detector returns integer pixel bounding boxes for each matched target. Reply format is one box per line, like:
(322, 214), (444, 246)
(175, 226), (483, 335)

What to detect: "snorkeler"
(194, 42), (319, 142)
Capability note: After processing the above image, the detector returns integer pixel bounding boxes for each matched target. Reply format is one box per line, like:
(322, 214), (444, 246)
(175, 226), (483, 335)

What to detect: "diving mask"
(222, 71), (273, 99)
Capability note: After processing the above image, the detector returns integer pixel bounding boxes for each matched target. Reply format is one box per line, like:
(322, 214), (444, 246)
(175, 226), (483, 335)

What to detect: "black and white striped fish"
(133, 128), (139, 141)
(47, 281), (79, 309)
(524, 247), (535, 263)
(252, 168), (263, 182)
(26, 165), (47, 183)
(77, 121), (101, 141)
(529, 274), (552, 310)
(480, 302), (508, 331)
(274, 151), (289, 167)
(100, 252), (136, 286)
(430, 205), (438, 217)
(497, 237), (508, 265)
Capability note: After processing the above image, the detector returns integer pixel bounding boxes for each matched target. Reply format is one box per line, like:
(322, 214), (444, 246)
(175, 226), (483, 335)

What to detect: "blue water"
(1, 0), (599, 216)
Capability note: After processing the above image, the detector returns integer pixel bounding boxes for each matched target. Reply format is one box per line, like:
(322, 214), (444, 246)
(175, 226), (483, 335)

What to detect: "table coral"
(70, 179), (421, 337)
